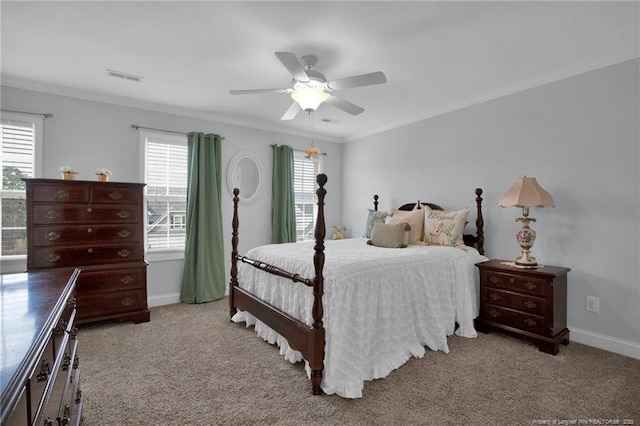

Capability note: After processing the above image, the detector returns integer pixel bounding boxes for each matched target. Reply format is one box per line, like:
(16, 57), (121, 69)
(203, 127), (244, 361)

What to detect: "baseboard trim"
(148, 293), (181, 308)
(570, 327), (640, 360)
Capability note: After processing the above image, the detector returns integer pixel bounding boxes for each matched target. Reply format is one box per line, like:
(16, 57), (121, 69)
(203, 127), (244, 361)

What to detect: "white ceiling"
(1, 1), (638, 142)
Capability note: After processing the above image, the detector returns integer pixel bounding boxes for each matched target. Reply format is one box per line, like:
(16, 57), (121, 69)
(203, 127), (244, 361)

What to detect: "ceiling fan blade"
(275, 52), (309, 83)
(280, 102), (301, 120)
(229, 88), (290, 95)
(325, 95), (365, 116)
(327, 71), (387, 91)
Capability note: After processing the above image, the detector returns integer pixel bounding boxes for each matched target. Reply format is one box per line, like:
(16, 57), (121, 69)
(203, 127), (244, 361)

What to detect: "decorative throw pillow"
(387, 208), (425, 245)
(367, 222), (410, 248)
(423, 207), (470, 247)
(364, 209), (390, 238)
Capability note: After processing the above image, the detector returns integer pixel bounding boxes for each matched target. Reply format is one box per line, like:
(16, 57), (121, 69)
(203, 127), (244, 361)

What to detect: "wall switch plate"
(586, 295), (600, 313)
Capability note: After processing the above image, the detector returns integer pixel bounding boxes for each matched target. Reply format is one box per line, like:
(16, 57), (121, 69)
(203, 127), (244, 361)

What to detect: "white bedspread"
(232, 238), (488, 398)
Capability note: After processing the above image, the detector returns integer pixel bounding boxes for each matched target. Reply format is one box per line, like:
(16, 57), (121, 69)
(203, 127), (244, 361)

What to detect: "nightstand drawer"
(482, 304), (547, 335)
(482, 287), (546, 316)
(481, 270), (547, 296)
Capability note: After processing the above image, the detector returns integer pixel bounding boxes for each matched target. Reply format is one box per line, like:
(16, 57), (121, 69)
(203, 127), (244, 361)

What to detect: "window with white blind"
(294, 151), (321, 242)
(140, 131), (188, 257)
(1, 113), (42, 258)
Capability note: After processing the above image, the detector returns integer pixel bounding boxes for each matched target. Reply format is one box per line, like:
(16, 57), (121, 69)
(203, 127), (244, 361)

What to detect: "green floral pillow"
(364, 209), (389, 238)
(423, 207), (469, 247)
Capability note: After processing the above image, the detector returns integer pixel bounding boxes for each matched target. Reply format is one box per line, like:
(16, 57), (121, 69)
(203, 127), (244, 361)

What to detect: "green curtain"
(271, 144), (296, 243)
(180, 132), (225, 303)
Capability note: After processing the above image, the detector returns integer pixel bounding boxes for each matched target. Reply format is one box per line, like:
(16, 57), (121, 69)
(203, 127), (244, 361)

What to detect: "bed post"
(229, 188), (240, 319)
(310, 173), (327, 395)
(373, 194), (379, 212)
(475, 188), (485, 255)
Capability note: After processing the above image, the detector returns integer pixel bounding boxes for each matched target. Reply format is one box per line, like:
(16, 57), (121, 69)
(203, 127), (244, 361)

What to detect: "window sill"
(146, 250), (185, 263)
(1, 256), (27, 274)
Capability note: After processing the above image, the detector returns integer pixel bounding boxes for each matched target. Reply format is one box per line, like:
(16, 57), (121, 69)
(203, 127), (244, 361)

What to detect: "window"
(1, 113), (42, 258)
(293, 151), (320, 242)
(140, 131), (188, 257)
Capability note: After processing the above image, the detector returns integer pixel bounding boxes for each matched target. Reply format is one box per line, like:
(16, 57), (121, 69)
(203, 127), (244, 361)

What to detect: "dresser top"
(476, 259), (571, 277)
(23, 177), (145, 188)
(0, 268), (80, 420)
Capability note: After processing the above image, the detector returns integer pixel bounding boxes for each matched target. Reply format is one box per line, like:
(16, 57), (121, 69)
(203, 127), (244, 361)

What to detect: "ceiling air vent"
(106, 69), (143, 83)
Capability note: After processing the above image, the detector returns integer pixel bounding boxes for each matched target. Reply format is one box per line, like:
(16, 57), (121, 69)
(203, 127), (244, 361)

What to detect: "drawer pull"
(67, 296), (77, 310)
(87, 227), (93, 233)
(76, 389), (82, 404)
(524, 318), (537, 327)
(88, 248), (93, 253)
(70, 326), (78, 340)
(489, 275), (499, 284)
(121, 275), (134, 284)
(122, 297), (135, 306)
(489, 309), (500, 318)
(73, 354), (80, 369)
(61, 404), (71, 425)
(524, 281), (537, 290)
(54, 189), (69, 200)
(55, 319), (68, 334)
(44, 418), (54, 426)
(524, 300), (538, 309)
(489, 293), (501, 302)
(117, 210), (130, 219)
(46, 231), (60, 241)
(47, 210), (60, 220)
(46, 253), (60, 263)
(118, 229), (131, 238)
(509, 277), (515, 283)
(37, 359), (51, 382)
(118, 249), (131, 257)
(110, 191), (123, 200)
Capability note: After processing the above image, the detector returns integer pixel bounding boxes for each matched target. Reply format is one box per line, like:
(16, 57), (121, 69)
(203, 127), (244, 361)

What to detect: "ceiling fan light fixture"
(291, 88), (329, 111)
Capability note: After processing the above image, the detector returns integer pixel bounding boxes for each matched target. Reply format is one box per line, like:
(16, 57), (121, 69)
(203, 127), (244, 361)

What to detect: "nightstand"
(475, 259), (570, 355)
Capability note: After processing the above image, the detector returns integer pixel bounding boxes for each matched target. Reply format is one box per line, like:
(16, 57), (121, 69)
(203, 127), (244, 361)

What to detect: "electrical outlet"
(586, 296), (600, 313)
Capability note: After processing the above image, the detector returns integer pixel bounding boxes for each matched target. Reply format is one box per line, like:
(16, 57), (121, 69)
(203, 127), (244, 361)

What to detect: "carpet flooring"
(77, 299), (640, 425)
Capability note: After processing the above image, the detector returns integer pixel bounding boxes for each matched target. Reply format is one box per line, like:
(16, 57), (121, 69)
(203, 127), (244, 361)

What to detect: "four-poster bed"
(228, 174), (486, 397)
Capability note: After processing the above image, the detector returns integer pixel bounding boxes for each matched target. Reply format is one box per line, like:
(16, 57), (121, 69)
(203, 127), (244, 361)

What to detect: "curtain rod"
(270, 143), (327, 156)
(1, 109), (53, 118)
(131, 124), (224, 139)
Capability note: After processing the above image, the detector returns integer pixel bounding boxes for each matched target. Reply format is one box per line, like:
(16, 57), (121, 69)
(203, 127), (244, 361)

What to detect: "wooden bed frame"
(229, 173), (484, 395)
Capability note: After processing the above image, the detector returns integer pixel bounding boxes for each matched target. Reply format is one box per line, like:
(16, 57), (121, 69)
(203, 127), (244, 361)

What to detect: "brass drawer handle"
(62, 353), (72, 371)
(46, 253), (60, 263)
(489, 275), (499, 284)
(76, 389), (82, 404)
(509, 277), (515, 283)
(489, 293), (501, 302)
(70, 326), (78, 340)
(524, 300), (538, 309)
(524, 318), (537, 327)
(44, 418), (54, 426)
(118, 249), (130, 257)
(73, 354), (80, 369)
(118, 229), (131, 238)
(46, 231), (60, 241)
(489, 309), (500, 318)
(61, 404), (71, 425)
(55, 319), (68, 334)
(121, 275), (134, 284)
(524, 281), (537, 290)
(47, 210), (60, 220)
(121, 297), (134, 306)
(54, 189), (69, 200)
(37, 359), (51, 382)
(87, 207), (92, 213)
(110, 191), (123, 200)
(87, 227), (93, 233)
(67, 296), (77, 310)
(87, 248), (93, 253)
(117, 210), (130, 219)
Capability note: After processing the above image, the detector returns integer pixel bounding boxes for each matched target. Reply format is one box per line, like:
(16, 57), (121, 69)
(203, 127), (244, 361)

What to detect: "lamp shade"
(499, 176), (555, 208)
(291, 88), (329, 111)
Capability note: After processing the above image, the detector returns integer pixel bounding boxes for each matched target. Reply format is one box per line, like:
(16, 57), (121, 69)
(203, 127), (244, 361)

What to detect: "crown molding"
(344, 48), (640, 142)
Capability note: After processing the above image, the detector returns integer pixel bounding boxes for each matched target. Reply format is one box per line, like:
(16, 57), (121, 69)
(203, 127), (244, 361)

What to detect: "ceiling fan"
(229, 52), (387, 120)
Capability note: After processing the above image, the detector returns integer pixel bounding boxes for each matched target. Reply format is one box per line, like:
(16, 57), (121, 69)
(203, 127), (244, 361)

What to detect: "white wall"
(1, 86), (343, 305)
(342, 59), (640, 358)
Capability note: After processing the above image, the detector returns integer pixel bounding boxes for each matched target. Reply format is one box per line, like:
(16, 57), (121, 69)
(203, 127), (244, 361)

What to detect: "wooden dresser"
(1, 268), (83, 425)
(24, 178), (150, 324)
(475, 259), (570, 355)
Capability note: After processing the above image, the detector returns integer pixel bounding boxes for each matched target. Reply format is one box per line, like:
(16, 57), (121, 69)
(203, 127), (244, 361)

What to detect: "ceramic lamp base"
(62, 172), (76, 180)
(515, 217), (538, 268)
(97, 175), (109, 182)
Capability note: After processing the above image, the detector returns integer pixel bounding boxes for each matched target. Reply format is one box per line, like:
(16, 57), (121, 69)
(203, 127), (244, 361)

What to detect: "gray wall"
(343, 59), (639, 354)
(1, 86), (343, 304)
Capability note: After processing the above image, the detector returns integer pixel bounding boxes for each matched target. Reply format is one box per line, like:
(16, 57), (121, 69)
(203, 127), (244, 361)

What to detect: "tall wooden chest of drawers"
(24, 178), (150, 324)
(475, 259), (570, 355)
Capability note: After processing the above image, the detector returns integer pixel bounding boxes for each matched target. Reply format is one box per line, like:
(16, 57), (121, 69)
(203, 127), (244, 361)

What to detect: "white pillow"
(423, 206), (469, 247)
